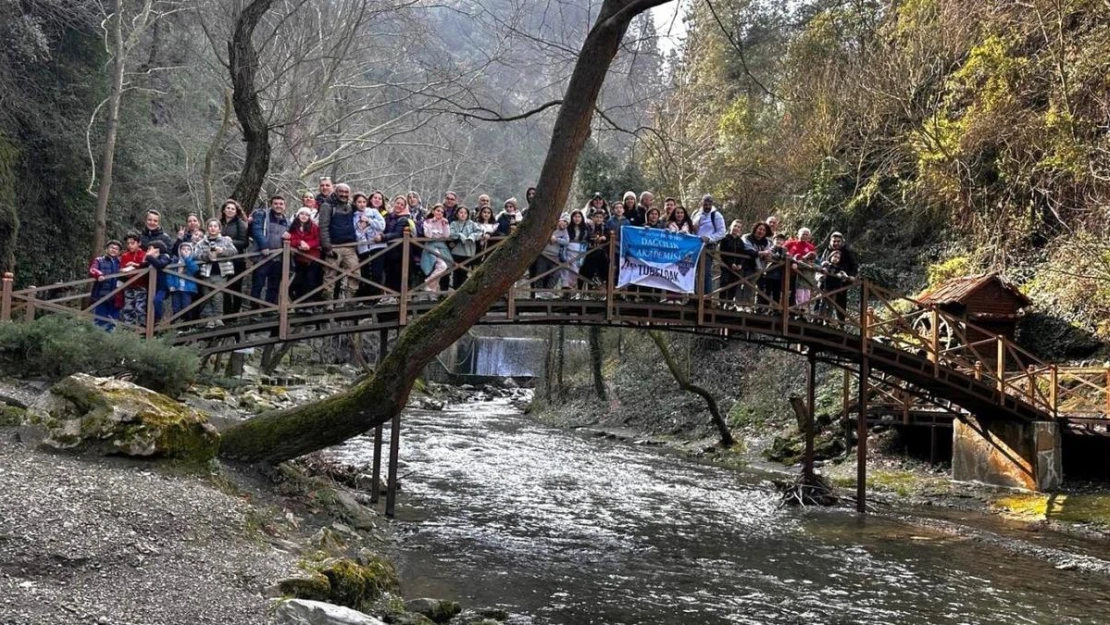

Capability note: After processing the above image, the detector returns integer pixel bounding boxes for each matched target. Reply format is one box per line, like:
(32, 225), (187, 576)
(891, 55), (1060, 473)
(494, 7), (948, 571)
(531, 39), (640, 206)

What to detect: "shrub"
(0, 316), (198, 397)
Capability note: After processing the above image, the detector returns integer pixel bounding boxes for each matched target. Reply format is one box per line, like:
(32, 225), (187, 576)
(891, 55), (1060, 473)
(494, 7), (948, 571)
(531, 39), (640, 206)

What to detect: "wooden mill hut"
(916, 273), (1031, 368)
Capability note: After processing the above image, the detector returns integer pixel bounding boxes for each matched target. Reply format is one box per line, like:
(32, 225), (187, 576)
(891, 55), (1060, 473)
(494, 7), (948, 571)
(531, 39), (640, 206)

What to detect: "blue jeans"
(93, 301), (119, 331)
(250, 257), (282, 305)
(702, 248), (715, 297)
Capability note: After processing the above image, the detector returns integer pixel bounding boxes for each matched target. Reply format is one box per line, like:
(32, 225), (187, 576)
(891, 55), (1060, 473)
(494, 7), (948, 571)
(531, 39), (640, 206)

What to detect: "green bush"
(0, 316), (198, 397)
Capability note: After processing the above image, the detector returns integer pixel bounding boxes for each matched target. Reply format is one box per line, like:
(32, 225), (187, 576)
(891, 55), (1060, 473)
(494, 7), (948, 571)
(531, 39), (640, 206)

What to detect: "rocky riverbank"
(0, 372), (528, 625)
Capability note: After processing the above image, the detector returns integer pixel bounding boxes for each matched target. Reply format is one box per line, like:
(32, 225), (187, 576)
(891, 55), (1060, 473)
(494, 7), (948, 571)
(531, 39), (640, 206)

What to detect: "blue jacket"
(89, 255), (121, 301)
(165, 256), (199, 293)
(250, 208), (290, 254)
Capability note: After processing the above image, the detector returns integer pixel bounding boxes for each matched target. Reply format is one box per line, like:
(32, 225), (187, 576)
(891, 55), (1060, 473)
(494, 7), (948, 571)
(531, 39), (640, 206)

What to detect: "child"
(144, 240), (171, 325)
(119, 232), (147, 327)
(762, 233), (790, 305)
(785, 227), (818, 307)
(166, 241), (199, 323)
(193, 218), (236, 325)
(88, 239), (122, 330)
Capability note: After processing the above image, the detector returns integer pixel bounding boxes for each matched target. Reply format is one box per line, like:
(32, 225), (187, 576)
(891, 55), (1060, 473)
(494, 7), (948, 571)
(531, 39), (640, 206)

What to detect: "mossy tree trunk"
(647, 330), (735, 448)
(218, 0), (673, 465)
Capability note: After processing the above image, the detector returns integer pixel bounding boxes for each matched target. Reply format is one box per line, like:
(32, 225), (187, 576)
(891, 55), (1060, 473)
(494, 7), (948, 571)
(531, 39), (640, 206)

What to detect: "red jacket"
(785, 239), (816, 262)
(119, 249), (147, 291)
(289, 224), (321, 265)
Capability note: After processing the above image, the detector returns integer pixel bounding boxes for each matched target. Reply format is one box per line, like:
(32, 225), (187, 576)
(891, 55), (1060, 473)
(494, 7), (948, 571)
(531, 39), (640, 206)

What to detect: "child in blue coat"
(166, 241), (199, 322)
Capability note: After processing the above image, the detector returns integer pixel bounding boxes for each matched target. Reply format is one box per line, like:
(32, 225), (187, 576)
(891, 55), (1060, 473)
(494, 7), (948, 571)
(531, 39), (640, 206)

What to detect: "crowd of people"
(86, 178), (859, 330)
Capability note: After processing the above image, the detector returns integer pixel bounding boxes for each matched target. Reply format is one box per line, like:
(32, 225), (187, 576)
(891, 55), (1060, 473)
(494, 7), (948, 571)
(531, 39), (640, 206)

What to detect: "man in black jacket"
(139, 210), (174, 251)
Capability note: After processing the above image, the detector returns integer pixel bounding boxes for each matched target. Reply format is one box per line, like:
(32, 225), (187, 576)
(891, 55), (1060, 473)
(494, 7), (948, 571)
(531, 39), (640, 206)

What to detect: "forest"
(1, 0), (1108, 348)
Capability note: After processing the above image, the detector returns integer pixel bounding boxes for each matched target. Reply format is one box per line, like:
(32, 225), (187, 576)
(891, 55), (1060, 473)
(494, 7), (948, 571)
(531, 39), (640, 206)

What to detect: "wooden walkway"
(2, 235), (1107, 426)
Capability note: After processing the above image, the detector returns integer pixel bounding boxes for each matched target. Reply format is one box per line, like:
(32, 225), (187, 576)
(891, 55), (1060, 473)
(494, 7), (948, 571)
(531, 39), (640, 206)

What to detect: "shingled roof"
(916, 273), (1032, 308)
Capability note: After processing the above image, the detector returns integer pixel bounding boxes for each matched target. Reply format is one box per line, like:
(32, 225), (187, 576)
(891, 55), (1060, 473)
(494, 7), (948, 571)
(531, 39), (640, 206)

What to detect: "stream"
(328, 399), (1110, 625)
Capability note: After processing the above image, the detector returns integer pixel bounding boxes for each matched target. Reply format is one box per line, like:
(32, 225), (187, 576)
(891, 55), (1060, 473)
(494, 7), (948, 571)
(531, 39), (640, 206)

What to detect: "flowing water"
(329, 399), (1110, 625)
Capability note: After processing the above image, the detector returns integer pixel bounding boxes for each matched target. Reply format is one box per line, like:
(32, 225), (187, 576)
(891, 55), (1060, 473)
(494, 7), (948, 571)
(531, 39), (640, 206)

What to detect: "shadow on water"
(328, 400), (1110, 625)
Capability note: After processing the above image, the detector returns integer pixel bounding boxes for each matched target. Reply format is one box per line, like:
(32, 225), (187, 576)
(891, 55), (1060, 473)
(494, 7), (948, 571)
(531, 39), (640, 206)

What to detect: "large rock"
(20, 374), (219, 462)
(273, 599), (386, 625)
(403, 599), (461, 624)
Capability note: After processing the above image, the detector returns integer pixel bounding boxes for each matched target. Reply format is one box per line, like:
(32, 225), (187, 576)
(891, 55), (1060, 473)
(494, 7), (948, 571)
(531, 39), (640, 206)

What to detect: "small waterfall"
(471, 337), (544, 377)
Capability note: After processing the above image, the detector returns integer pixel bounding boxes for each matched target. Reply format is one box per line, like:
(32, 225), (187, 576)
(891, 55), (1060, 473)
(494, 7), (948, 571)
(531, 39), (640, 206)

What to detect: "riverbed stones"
(273, 599), (387, 625)
(19, 373), (219, 462)
(403, 598), (461, 623)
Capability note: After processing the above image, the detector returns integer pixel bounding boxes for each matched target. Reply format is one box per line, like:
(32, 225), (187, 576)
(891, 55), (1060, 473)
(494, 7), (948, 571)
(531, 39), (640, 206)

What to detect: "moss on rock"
(0, 404), (25, 427)
(21, 374), (219, 463)
(283, 554), (400, 612)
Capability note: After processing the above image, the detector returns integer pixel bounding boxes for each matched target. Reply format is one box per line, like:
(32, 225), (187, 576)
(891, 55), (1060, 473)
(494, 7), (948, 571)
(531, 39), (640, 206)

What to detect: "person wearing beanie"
(535, 213), (570, 298)
(495, 198), (523, 236)
(622, 191), (644, 226)
(88, 239), (123, 331)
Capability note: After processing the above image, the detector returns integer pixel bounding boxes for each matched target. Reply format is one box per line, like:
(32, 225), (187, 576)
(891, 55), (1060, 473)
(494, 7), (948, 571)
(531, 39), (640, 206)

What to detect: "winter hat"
(296, 207), (313, 218)
(831, 231), (844, 239)
(622, 191), (637, 202)
(179, 242), (194, 255)
(559, 212), (570, 224)
(106, 239), (122, 249)
(504, 197), (518, 208)
(147, 240), (168, 254)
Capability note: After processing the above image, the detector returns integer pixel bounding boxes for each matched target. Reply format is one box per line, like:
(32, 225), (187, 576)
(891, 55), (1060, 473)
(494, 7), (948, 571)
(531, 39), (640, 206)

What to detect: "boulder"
(403, 599), (461, 624)
(273, 599), (387, 625)
(19, 374), (219, 462)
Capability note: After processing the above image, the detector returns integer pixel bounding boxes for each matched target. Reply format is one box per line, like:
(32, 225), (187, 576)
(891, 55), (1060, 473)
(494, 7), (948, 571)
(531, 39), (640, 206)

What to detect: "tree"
(226, 0), (274, 209)
(648, 330), (735, 448)
(218, 0), (674, 465)
(88, 0), (165, 255)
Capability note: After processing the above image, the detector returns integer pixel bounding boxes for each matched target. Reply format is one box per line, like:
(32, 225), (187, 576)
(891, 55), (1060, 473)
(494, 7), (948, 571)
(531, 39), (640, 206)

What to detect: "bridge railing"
(1, 235), (1106, 422)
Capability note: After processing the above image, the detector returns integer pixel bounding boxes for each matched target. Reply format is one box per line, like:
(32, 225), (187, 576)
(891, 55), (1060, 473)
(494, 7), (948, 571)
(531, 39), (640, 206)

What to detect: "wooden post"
(1049, 365), (1058, 418)
(996, 335), (1006, 401)
(859, 281), (870, 346)
(1026, 365), (1036, 403)
(930, 308), (940, 376)
(804, 351), (817, 482)
(399, 232), (410, 326)
(145, 268), (157, 338)
(24, 286), (36, 322)
(385, 412), (401, 518)
(1, 272), (13, 322)
(278, 240), (290, 340)
(1105, 367), (1110, 417)
(842, 367), (851, 454)
(370, 329), (388, 505)
(974, 361), (983, 381)
(696, 247), (707, 325)
(857, 357), (870, 514)
(605, 237), (615, 322)
(780, 261), (791, 334)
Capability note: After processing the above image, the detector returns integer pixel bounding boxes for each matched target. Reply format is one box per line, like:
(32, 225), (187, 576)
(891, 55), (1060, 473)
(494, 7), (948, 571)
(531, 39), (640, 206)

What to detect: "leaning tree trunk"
(227, 0), (274, 209)
(588, 327), (607, 400)
(648, 330), (735, 448)
(218, 0), (673, 464)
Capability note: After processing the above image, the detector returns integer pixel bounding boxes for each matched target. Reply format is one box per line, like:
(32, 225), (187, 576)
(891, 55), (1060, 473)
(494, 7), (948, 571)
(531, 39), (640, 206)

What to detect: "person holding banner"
(691, 194), (727, 300)
(564, 210), (590, 291)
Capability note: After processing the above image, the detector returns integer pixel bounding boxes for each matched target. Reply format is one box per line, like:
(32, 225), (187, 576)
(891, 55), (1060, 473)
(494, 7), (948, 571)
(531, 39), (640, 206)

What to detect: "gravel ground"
(0, 433), (299, 625)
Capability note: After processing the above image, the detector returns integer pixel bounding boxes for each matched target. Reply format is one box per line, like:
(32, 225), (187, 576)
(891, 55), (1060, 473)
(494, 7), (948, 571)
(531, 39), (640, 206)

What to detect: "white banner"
(617, 226), (704, 294)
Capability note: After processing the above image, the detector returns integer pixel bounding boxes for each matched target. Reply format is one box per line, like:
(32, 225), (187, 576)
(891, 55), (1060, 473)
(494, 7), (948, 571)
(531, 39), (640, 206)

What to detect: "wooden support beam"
(1, 272), (12, 322)
(857, 357), (870, 514)
(805, 351), (817, 481)
(371, 329), (388, 505)
(385, 412), (401, 518)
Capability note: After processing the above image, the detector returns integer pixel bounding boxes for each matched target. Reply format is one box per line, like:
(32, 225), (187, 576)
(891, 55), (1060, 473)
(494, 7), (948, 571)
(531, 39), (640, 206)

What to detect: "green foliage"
(575, 141), (647, 207)
(926, 256), (972, 286)
(0, 316), (198, 396)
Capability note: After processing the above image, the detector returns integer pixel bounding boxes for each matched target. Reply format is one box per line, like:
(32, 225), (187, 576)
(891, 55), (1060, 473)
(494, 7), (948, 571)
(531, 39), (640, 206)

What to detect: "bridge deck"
(2, 236), (1106, 426)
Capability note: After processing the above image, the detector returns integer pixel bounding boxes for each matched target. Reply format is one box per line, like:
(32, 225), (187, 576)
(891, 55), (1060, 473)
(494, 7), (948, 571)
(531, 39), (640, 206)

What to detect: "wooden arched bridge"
(2, 235), (1106, 506)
